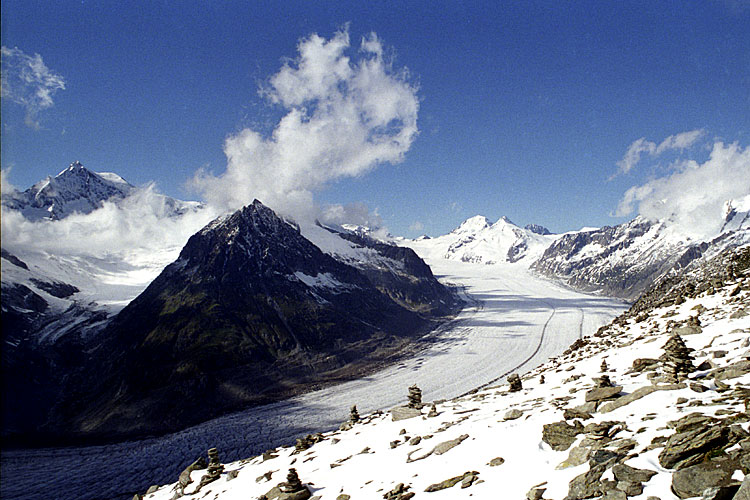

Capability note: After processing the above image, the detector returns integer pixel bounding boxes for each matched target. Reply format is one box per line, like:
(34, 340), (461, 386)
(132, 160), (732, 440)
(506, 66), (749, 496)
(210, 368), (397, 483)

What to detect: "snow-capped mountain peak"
(452, 215), (492, 234)
(406, 214), (556, 265)
(5, 161), (135, 221)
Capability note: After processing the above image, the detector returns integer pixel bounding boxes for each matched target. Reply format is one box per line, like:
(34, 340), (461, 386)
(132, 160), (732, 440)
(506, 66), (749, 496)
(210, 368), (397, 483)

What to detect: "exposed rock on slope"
(44, 201), (461, 442)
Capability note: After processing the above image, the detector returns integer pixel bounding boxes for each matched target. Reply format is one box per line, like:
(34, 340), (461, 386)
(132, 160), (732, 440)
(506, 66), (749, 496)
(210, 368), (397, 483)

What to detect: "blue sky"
(2, 0), (749, 236)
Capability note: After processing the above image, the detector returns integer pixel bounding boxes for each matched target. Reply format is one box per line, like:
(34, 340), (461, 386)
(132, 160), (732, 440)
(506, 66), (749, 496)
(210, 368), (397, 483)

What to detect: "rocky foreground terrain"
(136, 248), (750, 500)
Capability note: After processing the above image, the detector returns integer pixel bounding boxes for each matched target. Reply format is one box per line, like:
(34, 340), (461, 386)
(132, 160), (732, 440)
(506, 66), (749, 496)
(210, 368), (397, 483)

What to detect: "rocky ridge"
(137, 247), (750, 500)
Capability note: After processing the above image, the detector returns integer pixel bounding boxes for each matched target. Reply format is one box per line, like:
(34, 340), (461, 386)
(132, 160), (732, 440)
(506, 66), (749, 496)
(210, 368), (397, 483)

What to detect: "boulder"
(543, 420), (584, 451)
(611, 464), (657, 483)
(671, 458), (741, 499)
(734, 476), (750, 500)
(504, 409), (523, 420)
(424, 471), (477, 492)
(391, 406), (422, 422)
(659, 414), (729, 469)
(585, 386), (623, 403)
(599, 383), (685, 413)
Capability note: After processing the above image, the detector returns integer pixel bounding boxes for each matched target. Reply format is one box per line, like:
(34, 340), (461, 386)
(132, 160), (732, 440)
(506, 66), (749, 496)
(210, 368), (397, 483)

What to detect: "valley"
(0, 252), (625, 500)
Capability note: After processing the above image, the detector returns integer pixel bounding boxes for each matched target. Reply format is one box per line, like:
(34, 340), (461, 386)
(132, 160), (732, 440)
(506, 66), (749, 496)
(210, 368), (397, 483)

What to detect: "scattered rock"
(563, 408), (593, 420)
(295, 434), (324, 453)
(599, 383), (685, 413)
(527, 487), (547, 500)
(424, 471), (478, 492)
(542, 420), (584, 451)
(611, 463), (657, 483)
(383, 483), (414, 500)
(504, 409), (523, 420)
(488, 457), (505, 466)
(630, 358), (659, 373)
(406, 434), (469, 462)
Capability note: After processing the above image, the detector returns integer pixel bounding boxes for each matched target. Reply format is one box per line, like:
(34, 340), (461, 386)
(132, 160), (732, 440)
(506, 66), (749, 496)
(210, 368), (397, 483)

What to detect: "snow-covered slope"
(534, 198), (750, 300)
(406, 215), (556, 266)
(135, 246), (750, 500)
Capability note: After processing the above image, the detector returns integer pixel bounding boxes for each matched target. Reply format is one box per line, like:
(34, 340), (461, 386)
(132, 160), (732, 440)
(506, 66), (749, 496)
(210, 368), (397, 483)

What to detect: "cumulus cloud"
(613, 129), (705, 177)
(1, 182), (219, 283)
(1, 46), (66, 129)
(615, 141), (750, 239)
(190, 28), (419, 224)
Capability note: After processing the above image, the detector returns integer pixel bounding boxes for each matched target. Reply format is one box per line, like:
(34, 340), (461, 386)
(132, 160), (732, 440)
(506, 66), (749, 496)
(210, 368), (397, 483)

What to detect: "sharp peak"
(56, 161), (90, 176)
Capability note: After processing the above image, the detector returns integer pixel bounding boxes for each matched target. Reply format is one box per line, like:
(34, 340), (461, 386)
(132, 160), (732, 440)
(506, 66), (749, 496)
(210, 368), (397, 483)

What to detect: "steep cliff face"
(40, 201), (461, 442)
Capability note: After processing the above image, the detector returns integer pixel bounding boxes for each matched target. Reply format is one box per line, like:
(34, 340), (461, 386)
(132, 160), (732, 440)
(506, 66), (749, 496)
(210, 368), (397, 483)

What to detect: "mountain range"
(1, 162), (749, 444)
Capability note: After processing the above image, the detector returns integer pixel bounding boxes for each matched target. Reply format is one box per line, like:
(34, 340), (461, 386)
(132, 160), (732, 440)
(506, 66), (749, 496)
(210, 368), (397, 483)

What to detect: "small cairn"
(350, 405), (360, 423)
(539, 374), (545, 384)
(593, 374), (614, 388)
(600, 359), (608, 372)
(427, 403), (438, 418)
(660, 334), (695, 382)
(507, 373), (522, 392)
(195, 448), (223, 492)
(407, 384), (423, 409)
(280, 468), (306, 493)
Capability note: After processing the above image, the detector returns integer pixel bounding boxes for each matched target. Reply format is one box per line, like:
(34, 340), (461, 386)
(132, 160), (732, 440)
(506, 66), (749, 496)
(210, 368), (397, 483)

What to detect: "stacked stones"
(600, 359), (608, 372)
(593, 374), (614, 388)
(508, 373), (522, 392)
(407, 384), (423, 409)
(281, 468), (304, 493)
(660, 334), (695, 382)
(349, 405), (360, 423)
(195, 448), (223, 491)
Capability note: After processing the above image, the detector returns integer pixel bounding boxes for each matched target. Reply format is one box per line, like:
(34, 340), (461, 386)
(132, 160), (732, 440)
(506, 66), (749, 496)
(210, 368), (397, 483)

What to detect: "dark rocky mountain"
(15, 201), (460, 444)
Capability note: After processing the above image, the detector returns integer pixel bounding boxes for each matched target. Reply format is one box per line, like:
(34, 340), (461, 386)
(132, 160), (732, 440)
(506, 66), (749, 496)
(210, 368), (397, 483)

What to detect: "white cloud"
(1, 167), (18, 195)
(655, 129), (704, 155)
(319, 202), (384, 230)
(1, 46), (66, 129)
(615, 141), (750, 239)
(613, 129), (704, 177)
(409, 221), (424, 232)
(1, 184), (218, 273)
(190, 28), (419, 224)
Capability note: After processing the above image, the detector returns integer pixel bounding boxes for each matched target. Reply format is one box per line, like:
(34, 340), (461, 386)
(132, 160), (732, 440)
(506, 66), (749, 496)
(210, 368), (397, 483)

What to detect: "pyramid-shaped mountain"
(52, 201), (461, 441)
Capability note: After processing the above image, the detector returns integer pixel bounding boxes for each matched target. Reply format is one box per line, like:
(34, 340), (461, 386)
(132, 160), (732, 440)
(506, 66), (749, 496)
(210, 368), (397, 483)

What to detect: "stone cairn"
(350, 405), (360, 423)
(660, 334), (695, 382)
(593, 374), (614, 388)
(281, 468), (305, 493)
(195, 448), (223, 492)
(507, 373), (522, 392)
(407, 384), (423, 409)
(539, 374), (545, 384)
(600, 359), (608, 372)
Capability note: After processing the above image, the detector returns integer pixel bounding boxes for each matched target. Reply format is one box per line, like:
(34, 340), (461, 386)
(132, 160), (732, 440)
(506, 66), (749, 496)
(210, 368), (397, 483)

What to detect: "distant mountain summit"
(3, 161), (133, 220)
(408, 214), (556, 265)
(2, 160), (200, 220)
